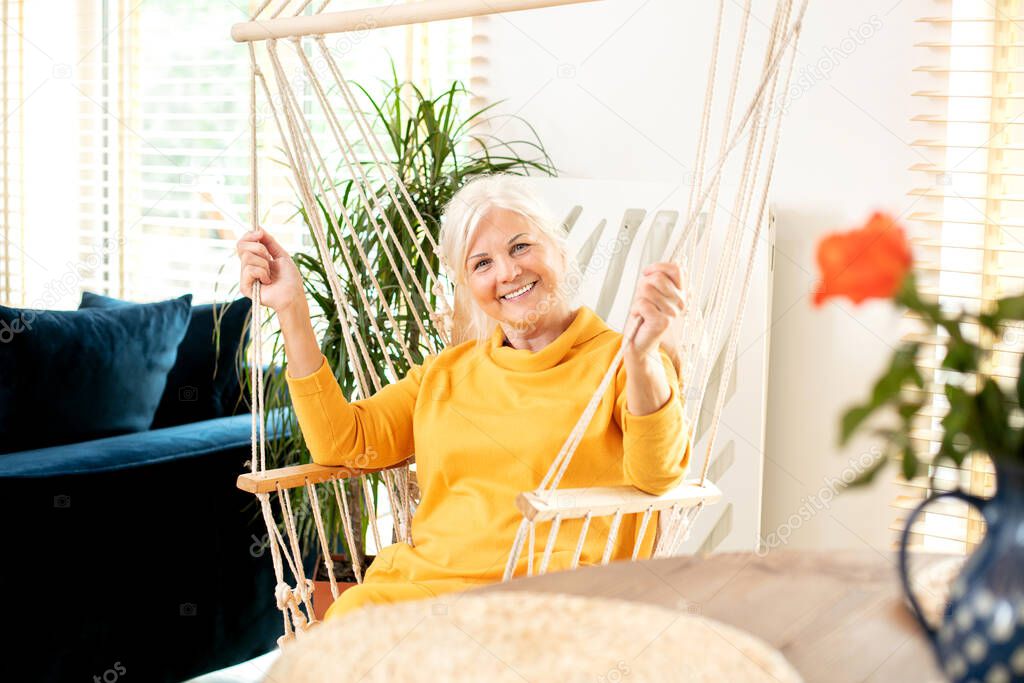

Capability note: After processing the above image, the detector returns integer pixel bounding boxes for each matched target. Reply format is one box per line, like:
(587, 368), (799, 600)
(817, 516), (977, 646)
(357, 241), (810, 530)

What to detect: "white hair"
(438, 174), (583, 345)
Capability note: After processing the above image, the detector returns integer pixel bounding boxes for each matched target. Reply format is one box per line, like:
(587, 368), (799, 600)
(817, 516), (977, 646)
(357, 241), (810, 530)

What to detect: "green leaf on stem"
(841, 405), (874, 445)
(942, 339), (979, 373)
(996, 295), (1024, 321)
(840, 343), (921, 446)
(873, 343), (921, 403)
(898, 401), (924, 420)
(974, 378), (1009, 458)
(901, 445), (920, 481)
(1018, 353), (1024, 408)
(940, 385), (971, 467)
(848, 453), (889, 486)
(896, 274), (943, 322)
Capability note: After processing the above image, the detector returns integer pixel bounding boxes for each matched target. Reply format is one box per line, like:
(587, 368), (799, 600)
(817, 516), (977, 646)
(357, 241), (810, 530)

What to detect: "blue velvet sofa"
(0, 411), (285, 682)
(0, 294), (287, 681)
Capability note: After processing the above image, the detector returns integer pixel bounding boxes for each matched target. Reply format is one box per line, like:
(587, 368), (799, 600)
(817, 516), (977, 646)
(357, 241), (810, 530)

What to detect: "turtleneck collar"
(486, 305), (610, 372)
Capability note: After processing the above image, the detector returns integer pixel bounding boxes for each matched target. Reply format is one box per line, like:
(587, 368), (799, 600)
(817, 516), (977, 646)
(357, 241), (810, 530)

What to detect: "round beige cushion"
(267, 591), (803, 682)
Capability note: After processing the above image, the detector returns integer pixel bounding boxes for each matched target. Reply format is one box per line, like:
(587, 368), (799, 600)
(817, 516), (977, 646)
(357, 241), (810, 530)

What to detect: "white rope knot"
(431, 282), (454, 314)
(432, 246), (451, 274)
(274, 579), (312, 610)
(429, 310), (454, 343)
(277, 578), (315, 608)
(275, 581), (295, 611)
(275, 580), (313, 634)
(297, 577), (315, 602)
(428, 282), (455, 340)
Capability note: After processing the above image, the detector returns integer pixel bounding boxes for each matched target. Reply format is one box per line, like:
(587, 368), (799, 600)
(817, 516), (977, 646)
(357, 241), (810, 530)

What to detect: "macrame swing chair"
(232, 0), (808, 644)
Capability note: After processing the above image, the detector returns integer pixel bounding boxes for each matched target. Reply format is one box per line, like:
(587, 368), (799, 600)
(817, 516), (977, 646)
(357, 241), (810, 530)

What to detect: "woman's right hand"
(236, 227), (305, 314)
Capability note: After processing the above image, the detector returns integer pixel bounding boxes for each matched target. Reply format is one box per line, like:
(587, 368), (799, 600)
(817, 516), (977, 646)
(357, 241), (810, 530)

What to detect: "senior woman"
(236, 174), (691, 620)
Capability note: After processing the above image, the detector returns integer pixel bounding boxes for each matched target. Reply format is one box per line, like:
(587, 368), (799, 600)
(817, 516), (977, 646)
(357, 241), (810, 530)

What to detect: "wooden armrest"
(515, 479), (722, 522)
(236, 460), (411, 494)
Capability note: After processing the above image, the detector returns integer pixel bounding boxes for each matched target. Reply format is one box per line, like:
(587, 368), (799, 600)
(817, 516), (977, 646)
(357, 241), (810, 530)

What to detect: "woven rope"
(330, 478), (364, 584)
(361, 476), (384, 554)
(686, 0), (725, 221)
(266, 40), (383, 393)
(279, 486), (316, 619)
(699, 0), (805, 486)
(688, 0), (787, 442)
(253, 53), (373, 394)
(307, 480), (340, 600)
(293, 41), (436, 359)
(570, 512), (593, 569)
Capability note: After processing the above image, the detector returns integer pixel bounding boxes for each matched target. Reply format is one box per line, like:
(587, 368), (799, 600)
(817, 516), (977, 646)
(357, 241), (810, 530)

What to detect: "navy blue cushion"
(80, 292), (252, 427)
(0, 295), (192, 454)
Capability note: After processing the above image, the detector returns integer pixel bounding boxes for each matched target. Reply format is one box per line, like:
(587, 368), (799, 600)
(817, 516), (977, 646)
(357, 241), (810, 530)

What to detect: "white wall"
(765, 0), (915, 554)
(475, 0), (922, 553)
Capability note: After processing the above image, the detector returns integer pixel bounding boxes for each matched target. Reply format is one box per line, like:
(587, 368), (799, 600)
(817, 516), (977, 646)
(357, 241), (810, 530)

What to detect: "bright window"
(902, 0), (1019, 553)
(0, 0), (470, 308)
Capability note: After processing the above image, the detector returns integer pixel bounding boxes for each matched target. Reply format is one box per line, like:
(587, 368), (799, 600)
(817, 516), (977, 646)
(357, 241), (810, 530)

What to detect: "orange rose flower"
(813, 212), (913, 306)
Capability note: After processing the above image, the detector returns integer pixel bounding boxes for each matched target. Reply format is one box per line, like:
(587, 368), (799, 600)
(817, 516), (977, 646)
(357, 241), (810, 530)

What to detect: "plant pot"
(899, 459), (1024, 682)
(311, 553), (375, 622)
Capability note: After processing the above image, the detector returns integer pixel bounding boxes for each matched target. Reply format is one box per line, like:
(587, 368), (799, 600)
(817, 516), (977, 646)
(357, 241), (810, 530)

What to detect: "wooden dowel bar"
(538, 514), (563, 575)
(631, 506), (655, 561)
(232, 0), (601, 42)
(236, 460), (410, 494)
(599, 508), (625, 565)
(515, 480), (723, 523)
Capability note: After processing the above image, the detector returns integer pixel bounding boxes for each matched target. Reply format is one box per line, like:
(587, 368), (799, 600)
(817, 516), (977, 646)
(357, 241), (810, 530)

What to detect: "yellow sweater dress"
(285, 305), (691, 620)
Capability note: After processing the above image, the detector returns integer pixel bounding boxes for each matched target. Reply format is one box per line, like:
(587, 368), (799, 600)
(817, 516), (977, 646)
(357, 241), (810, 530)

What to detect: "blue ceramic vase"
(899, 460), (1024, 682)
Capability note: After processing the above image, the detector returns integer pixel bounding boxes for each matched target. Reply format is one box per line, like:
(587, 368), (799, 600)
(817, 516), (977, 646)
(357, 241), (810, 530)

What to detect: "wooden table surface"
(480, 549), (946, 682)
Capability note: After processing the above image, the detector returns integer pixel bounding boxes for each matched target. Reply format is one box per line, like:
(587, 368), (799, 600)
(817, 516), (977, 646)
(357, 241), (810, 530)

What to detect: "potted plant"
(241, 67), (556, 618)
(814, 212), (1024, 683)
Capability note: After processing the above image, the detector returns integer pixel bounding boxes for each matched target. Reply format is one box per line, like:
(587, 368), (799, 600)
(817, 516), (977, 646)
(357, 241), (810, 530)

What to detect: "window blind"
(1, 0), (471, 309)
(1, 0), (25, 307)
(901, 0), (1021, 554)
(118, 1), (470, 306)
(76, 0), (328, 305)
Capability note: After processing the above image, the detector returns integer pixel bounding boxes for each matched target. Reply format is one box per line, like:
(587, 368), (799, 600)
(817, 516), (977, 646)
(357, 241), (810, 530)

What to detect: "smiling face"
(463, 207), (566, 329)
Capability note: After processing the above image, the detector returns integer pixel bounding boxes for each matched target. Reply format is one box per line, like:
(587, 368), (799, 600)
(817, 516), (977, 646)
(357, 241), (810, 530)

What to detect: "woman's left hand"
(625, 261), (687, 363)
